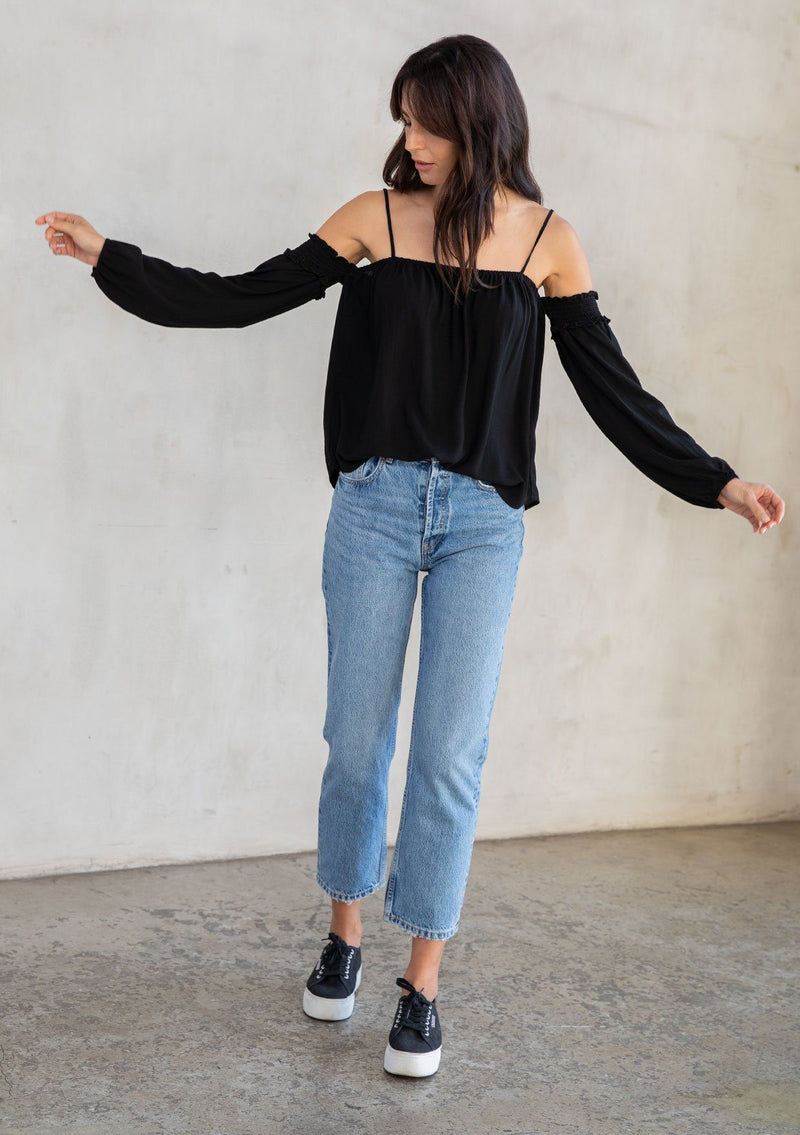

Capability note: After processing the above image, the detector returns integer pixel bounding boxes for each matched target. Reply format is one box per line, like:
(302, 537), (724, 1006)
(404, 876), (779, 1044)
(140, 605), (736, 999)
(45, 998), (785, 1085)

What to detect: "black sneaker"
(383, 976), (442, 1077)
(302, 931), (363, 1021)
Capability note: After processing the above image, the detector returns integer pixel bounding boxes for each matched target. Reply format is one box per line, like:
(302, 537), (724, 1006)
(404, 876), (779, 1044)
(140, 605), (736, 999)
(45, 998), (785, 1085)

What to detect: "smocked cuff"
(283, 232), (358, 285)
(542, 290), (610, 333)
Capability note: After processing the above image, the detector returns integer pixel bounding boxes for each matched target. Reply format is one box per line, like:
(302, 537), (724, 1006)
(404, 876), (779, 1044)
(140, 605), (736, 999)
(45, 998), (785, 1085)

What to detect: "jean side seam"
(472, 646), (506, 805)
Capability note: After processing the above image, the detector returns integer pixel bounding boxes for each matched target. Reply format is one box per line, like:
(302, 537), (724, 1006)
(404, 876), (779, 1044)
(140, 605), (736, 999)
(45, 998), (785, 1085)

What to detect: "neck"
(425, 182), (515, 211)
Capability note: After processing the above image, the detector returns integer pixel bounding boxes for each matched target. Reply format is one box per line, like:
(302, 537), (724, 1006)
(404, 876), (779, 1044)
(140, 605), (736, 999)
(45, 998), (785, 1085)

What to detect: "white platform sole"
(383, 1041), (442, 1077)
(302, 962), (362, 1021)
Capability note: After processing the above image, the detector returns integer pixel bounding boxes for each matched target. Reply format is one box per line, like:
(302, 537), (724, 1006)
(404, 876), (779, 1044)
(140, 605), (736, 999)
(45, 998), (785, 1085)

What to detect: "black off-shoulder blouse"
(90, 224), (738, 512)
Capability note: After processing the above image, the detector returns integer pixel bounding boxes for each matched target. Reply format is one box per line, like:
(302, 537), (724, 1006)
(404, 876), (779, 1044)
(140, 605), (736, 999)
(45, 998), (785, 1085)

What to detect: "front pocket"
(473, 477), (498, 494)
(338, 455), (386, 486)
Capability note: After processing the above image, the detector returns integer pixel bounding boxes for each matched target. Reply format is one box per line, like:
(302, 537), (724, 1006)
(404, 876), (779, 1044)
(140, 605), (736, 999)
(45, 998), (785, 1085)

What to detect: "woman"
(36, 33), (783, 1079)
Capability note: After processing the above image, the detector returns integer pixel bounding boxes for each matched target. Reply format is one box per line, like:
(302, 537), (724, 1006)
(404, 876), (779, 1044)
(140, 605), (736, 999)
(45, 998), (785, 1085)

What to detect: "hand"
(717, 477), (785, 535)
(34, 212), (106, 268)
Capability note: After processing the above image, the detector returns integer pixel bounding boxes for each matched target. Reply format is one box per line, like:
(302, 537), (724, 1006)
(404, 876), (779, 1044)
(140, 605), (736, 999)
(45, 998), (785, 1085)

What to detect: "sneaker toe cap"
(307, 976), (348, 999)
(390, 1026), (440, 1053)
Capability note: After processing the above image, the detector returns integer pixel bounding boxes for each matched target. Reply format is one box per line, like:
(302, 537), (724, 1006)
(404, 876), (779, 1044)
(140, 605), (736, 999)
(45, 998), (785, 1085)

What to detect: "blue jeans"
(317, 456), (525, 940)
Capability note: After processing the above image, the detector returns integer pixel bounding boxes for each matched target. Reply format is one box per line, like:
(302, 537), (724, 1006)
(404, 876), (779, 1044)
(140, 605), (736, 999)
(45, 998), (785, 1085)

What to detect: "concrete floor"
(1, 822), (798, 1135)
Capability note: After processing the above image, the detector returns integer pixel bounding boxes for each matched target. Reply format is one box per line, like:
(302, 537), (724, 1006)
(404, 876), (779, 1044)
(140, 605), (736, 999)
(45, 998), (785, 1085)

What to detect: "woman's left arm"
(538, 216), (785, 535)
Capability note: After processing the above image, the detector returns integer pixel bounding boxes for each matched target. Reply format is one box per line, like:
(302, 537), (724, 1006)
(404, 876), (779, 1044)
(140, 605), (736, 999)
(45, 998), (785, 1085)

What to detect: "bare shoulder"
(538, 210), (595, 297)
(314, 189), (387, 266)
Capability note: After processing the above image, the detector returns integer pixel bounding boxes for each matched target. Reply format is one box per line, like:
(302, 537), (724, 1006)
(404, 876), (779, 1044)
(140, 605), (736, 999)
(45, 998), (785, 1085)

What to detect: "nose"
(405, 122), (425, 149)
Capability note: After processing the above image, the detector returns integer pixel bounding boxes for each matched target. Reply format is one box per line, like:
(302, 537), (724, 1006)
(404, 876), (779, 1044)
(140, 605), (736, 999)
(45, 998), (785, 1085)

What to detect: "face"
(400, 95), (459, 187)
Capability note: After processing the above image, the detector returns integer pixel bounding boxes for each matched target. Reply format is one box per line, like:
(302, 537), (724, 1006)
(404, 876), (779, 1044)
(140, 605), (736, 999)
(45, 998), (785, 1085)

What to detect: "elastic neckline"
(365, 255), (542, 291)
(381, 187), (550, 279)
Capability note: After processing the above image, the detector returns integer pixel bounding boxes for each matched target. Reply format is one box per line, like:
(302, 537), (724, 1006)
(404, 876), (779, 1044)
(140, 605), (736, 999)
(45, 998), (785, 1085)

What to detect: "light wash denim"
(316, 456), (525, 940)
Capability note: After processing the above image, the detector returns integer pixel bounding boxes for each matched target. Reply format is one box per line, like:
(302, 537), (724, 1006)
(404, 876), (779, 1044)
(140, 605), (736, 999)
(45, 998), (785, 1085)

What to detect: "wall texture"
(3, 0), (798, 878)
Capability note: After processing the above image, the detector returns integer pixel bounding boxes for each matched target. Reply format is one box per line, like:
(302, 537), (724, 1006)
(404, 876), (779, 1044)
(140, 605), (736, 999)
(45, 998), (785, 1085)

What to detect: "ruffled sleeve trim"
(541, 289), (611, 334)
(283, 232), (359, 285)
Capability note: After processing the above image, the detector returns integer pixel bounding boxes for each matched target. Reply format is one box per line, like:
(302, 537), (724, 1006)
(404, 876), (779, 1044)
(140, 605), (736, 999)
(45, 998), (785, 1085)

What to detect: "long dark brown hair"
(382, 34), (545, 303)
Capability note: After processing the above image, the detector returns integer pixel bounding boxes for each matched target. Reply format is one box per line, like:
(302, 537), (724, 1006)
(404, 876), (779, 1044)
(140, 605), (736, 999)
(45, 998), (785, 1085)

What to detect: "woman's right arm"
(35, 196), (372, 328)
(88, 234), (358, 328)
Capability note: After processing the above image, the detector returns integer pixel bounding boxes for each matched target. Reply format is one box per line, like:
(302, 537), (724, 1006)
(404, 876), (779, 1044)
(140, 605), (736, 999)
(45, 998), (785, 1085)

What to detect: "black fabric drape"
(541, 291), (737, 509)
(88, 232), (738, 511)
(90, 232), (355, 328)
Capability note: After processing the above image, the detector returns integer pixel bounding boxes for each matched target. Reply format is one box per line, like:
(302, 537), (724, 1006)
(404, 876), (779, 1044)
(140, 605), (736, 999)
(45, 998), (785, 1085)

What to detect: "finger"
(764, 487), (785, 525)
(46, 228), (68, 250)
(48, 230), (71, 254)
(44, 215), (78, 246)
(40, 212), (79, 225)
(760, 499), (783, 531)
(747, 491), (772, 531)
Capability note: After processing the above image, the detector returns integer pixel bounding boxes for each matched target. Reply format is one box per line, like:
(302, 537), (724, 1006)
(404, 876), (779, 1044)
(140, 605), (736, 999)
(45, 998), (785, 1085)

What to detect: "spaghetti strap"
(383, 188), (396, 258)
(520, 207), (554, 274)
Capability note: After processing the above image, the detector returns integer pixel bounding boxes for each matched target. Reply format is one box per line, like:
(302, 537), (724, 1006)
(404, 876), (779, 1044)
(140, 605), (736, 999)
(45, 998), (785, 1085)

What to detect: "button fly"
(420, 460), (450, 570)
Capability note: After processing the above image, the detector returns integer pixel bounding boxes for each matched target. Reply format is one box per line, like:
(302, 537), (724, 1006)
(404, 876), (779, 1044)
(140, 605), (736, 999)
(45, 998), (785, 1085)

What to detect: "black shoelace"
(315, 931), (355, 979)
(393, 976), (434, 1035)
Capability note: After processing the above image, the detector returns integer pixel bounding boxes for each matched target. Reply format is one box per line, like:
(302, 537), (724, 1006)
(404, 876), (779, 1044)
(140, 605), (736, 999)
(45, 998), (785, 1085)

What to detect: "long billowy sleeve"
(90, 232), (356, 328)
(541, 290), (738, 509)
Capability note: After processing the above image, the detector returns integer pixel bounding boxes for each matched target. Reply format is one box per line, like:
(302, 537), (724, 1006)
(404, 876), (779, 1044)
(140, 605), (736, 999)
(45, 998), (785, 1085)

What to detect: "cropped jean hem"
(383, 909), (459, 941)
(316, 873), (384, 904)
